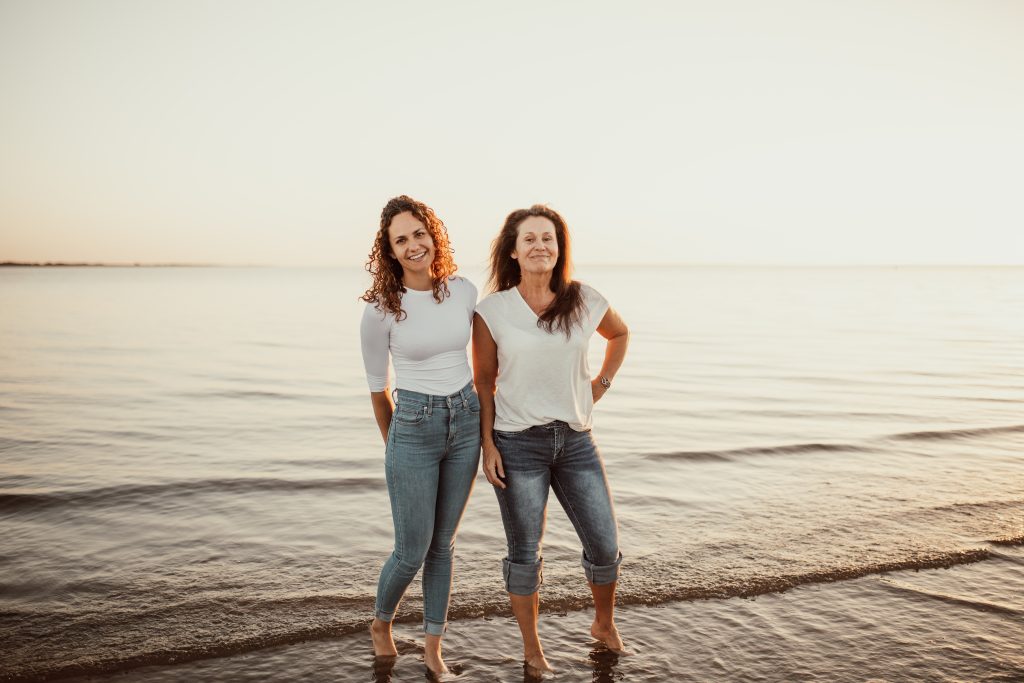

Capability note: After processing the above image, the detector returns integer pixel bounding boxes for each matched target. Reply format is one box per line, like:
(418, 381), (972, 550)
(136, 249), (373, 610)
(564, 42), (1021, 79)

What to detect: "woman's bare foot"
(370, 618), (398, 657)
(423, 653), (449, 675)
(524, 649), (554, 676)
(591, 621), (629, 654)
(423, 633), (449, 676)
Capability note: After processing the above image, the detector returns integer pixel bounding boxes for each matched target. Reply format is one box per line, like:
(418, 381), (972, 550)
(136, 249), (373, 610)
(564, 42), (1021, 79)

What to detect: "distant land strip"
(1, 261), (217, 267)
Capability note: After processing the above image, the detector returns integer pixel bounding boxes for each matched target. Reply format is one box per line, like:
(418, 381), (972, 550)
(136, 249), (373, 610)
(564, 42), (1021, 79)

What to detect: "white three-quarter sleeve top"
(360, 276), (477, 395)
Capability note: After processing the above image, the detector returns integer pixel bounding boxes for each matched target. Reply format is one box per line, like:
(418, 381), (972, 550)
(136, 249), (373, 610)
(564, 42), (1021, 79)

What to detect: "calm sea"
(1, 266), (1022, 682)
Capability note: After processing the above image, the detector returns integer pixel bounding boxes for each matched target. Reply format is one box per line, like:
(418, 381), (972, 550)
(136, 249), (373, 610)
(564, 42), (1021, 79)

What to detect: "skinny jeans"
(374, 381), (481, 635)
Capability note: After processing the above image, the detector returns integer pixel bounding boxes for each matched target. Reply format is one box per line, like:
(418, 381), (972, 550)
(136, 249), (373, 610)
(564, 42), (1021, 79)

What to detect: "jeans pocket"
(492, 428), (527, 458)
(393, 405), (426, 425)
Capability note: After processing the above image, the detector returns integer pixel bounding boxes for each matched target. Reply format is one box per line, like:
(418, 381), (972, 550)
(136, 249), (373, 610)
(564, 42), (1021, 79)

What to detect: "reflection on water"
(371, 655), (395, 683)
(588, 647), (622, 683)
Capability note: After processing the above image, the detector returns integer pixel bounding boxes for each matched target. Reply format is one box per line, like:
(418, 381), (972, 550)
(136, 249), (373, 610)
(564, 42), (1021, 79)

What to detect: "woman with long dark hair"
(360, 195), (480, 676)
(472, 205), (630, 674)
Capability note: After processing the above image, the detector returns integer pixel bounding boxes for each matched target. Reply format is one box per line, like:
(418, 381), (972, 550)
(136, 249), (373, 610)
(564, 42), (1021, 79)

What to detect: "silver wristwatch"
(598, 375), (611, 389)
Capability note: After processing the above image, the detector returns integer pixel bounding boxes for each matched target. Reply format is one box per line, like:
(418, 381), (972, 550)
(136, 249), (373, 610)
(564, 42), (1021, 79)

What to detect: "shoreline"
(6, 541), (1019, 682)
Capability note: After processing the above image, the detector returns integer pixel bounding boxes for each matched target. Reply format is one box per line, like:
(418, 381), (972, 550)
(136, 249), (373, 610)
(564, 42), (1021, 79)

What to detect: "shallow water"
(1, 266), (1022, 681)
(72, 545), (1024, 682)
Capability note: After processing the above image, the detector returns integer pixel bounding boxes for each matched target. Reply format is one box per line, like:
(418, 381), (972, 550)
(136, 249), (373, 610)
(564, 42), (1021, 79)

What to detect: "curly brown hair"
(488, 204), (584, 337)
(360, 195), (457, 320)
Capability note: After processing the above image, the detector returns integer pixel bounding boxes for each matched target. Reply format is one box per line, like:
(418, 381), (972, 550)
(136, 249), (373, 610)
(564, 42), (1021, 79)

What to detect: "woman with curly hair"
(359, 195), (480, 676)
(473, 205), (629, 674)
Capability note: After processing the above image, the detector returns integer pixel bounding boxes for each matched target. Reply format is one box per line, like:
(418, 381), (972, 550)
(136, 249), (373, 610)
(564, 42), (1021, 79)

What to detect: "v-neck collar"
(512, 285), (554, 320)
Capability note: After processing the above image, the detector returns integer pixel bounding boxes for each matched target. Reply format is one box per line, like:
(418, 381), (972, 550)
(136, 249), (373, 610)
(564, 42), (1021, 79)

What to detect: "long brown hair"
(488, 204), (584, 337)
(361, 195), (457, 320)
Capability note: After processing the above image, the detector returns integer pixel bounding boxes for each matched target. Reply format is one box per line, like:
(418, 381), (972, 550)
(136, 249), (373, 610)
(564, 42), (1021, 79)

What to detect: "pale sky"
(1, 0), (1022, 266)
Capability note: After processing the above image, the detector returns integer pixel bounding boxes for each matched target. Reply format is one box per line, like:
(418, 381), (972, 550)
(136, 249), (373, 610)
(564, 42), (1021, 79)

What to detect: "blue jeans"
(492, 421), (622, 595)
(375, 382), (481, 635)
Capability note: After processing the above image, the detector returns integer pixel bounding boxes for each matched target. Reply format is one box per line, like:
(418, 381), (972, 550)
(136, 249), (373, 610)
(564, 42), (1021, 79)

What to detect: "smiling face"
(388, 211), (436, 279)
(511, 215), (559, 276)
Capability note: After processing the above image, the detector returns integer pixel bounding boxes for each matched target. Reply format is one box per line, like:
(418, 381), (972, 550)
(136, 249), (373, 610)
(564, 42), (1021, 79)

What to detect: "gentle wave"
(930, 499), (1024, 515)
(888, 423), (1024, 442)
(961, 396), (1024, 404)
(0, 547), (998, 682)
(607, 548), (992, 606)
(989, 534), (1024, 547)
(0, 477), (383, 512)
(175, 389), (321, 401)
(278, 458), (350, 469)
(879, 579), (1024, 617)
(75, 428), (178, 442)
(0, 436), (104, 453)
(989, 550), (1024, 568)
(645, 442), (873, 462)
(0, 620), (373, 683)
(644, 423), (1024, 462)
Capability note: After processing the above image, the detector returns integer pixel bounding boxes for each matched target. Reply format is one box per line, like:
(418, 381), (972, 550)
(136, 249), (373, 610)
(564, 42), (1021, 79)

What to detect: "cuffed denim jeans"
(375, 381), (481, 635)
(492, 421), (622, 595)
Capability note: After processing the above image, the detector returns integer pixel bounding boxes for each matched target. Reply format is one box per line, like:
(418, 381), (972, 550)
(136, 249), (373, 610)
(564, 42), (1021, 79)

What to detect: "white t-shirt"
(475, 283), (609, 432)
(360, 276), (477, 395)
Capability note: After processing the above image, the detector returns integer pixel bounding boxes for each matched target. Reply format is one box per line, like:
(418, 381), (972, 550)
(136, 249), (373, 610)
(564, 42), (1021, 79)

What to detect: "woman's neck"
(517, 271), (554, 300)
(402, 270), (432, 292)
